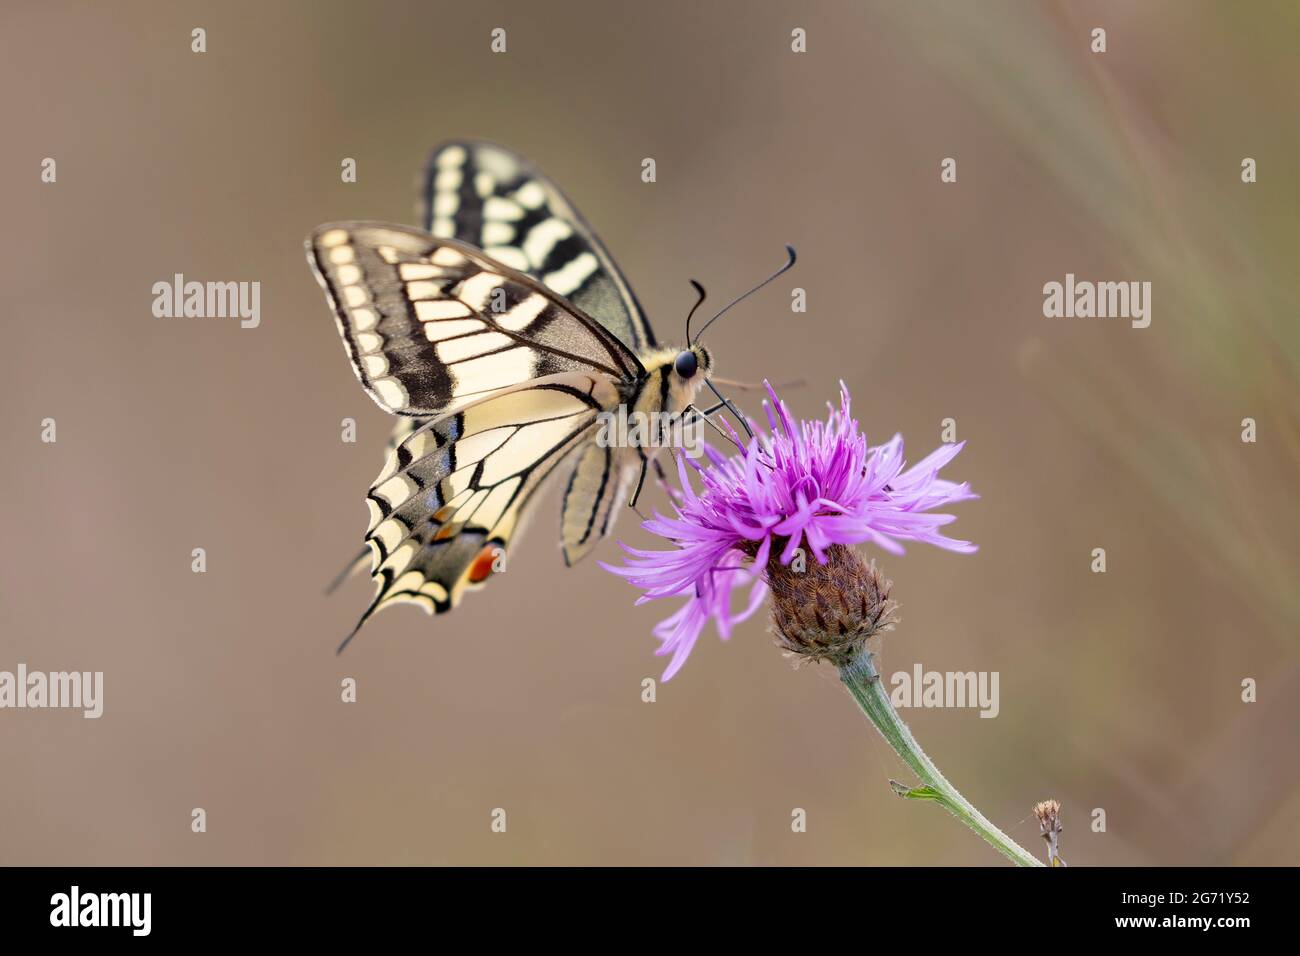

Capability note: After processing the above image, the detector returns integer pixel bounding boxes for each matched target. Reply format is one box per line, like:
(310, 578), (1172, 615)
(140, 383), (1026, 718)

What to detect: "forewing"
(422, 141), (657, 352)
(308, 222), (642, 417)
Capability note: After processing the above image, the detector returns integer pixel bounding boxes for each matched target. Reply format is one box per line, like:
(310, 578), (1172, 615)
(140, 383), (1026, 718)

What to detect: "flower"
(602, 382), (978, 680)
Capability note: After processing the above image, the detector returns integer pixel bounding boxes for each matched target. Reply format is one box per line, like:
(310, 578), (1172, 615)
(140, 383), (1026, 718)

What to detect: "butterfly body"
(557, 342), (714, 567)
(308, 143), (716, 646)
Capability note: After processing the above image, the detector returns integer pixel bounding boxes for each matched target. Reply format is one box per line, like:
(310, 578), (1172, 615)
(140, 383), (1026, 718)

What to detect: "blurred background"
(2, 0), (1296, 865)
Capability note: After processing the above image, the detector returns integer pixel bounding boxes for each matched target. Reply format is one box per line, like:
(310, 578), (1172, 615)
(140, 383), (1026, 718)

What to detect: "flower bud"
(767, 544), (898, 666)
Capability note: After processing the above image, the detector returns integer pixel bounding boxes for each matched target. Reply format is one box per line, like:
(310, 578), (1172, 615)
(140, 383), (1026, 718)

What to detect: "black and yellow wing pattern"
(347, 371), (622, 647)
(309, 222), (641, 418)
(307, 218), (647, 647)
(421, 140), (656, 353)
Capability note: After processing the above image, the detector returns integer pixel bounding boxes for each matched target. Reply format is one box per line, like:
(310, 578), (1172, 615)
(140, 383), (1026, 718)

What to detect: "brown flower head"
(767, 543), (899, 667)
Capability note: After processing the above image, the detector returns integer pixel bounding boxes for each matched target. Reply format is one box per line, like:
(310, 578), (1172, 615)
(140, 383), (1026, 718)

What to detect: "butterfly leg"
(650, 455), (677, 499)
(628, 452), (650, 518)
(705, 380), (754, 440)
(683, 401), (736, 446)
(627, 448), (683, 517)
(627, 401), (736, 518)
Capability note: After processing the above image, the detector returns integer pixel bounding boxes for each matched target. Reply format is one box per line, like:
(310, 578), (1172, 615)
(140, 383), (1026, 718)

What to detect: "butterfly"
(307, 141), (793, 650)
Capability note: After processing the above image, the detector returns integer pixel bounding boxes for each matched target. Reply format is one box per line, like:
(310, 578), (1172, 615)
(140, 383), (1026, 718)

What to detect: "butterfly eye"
(673, 350), (698, 379)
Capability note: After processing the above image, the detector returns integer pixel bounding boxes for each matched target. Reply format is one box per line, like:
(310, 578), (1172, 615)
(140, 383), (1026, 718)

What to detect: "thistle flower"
(603, 382), (977, 680)
(606, 383), (1044, 866)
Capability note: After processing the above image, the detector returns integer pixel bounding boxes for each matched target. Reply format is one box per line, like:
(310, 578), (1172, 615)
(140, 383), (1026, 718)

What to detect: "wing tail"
(324, 547), (370, 596)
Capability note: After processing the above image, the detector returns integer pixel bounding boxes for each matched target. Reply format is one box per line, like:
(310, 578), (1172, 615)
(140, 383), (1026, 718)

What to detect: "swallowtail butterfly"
(308, 141), (791, 650)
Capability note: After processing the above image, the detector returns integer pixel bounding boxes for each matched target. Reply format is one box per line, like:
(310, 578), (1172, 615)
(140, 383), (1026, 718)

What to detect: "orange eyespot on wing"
(468, 545), (502, 584)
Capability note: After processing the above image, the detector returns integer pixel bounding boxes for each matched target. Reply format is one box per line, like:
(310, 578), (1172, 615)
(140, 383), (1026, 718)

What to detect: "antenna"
(691, 245), (796, 344)
(683, 279), (708, 343)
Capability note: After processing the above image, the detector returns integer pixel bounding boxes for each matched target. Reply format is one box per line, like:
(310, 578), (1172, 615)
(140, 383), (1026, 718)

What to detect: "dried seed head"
(767, 543), (899, 667)
(1033, 799), (1062, 832)
(1033, 799), (1066, 866)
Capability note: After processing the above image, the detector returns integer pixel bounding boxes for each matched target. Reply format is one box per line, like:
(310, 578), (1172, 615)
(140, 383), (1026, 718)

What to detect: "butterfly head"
(673, 344), (712, 382)
(665, 247), (795, 442)
(642, 344), (714, 415)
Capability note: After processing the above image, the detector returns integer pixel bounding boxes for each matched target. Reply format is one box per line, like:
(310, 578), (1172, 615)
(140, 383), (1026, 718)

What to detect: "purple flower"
(602, 382), (978, 680)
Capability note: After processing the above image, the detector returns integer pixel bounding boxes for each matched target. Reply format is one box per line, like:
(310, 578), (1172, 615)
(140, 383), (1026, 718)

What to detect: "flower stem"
(838, 650), (1044, 866)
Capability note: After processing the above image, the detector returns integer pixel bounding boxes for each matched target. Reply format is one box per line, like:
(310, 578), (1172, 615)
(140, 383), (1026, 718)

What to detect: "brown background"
(2, 0), (1297, 865)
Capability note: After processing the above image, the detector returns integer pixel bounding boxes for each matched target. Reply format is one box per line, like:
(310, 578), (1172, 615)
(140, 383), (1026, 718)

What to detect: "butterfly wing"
(341, 371), (623, 648)
(420, 142), (665, 567)
(559, 442), (642, 567)
(422, 140), (657, 353)
(308, 221), (652, 643)
(308, 222), (643, 418)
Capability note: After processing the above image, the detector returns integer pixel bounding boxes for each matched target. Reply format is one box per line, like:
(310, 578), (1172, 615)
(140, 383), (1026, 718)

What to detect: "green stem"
(839, 650), (1044, 867)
